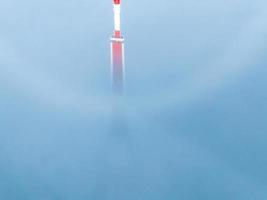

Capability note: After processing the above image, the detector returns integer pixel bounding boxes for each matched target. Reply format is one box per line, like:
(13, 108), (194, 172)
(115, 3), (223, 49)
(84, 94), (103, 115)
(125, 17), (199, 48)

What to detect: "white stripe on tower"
(114, 4), (121, 31)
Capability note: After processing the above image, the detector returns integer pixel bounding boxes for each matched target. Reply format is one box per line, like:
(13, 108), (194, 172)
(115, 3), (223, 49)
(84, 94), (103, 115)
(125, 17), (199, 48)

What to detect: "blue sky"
(0, 0), (267, 199)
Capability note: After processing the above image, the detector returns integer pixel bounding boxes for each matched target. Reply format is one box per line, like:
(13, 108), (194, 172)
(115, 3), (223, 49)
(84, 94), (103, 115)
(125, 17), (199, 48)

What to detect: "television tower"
(111, 0), (124, 95)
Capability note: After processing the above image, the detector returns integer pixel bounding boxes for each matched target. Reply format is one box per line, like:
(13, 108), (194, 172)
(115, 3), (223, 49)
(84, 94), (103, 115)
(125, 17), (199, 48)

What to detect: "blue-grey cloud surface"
(0, 0), (267, 199)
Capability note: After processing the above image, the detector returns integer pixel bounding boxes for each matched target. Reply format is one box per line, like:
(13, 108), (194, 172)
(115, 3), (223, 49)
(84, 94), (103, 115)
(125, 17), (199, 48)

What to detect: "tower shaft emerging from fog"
(111, 0), (124, 94)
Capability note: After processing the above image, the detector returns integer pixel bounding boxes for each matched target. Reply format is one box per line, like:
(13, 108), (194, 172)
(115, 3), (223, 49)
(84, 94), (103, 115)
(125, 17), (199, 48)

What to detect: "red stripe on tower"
(114, 31), (121, 38)
(112, 41), (124, 93)
(113, 0), (120, 4)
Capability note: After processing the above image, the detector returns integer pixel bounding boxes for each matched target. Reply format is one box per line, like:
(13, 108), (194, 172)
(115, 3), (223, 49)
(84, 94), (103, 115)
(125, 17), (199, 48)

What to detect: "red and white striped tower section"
(111, 0), (124, 95)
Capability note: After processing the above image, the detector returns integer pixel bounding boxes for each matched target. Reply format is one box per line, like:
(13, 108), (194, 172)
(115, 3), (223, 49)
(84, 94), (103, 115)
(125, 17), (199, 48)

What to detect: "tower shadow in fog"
(91, 97), (136, 200)
(109, 98), (128, 138)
